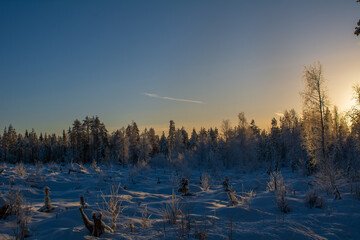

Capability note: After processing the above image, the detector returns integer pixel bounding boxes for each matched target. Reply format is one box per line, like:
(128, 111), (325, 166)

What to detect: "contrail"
(144, 93), (204, 104)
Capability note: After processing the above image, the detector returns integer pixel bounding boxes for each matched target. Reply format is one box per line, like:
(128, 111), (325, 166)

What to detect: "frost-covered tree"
(280, 109), (305, 171)
(269, 118), (282, 171)
(91, 116), (108, 163)
(188, 128), (198, 152)
(110, 128), (129, 166)
(159, 132), (168, 158)
(147, 128), (159, 157)
(138, 129), (151, 163)
(126, 121), (140, 165)
(301, 62), (329, 172)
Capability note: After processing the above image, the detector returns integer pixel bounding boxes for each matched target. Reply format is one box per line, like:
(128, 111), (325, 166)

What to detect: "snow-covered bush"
(14, 162), (26, 178)
(178, 178), (190, 196)
(141, 205), (152, 229)
(227, 190), (238, 206)
(240, 190), (256, 208)
(316, 160), (343, 199)
(267, 170), (284, 193)
(200, 173), (211, 191)
(90, 160), (101, 174)
(305, 189), (324, 209)
(276, 189), (290, 213)
(13, 200), (31, 240)
(7, 188), (22, 216)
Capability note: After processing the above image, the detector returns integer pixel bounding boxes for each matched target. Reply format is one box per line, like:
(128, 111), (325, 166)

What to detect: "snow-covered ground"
(0, 163), (359, 240)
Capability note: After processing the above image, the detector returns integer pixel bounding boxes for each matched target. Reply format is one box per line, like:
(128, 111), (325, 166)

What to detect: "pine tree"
(126, 121), (140, 165)
(189, 129), (198, 152)
(167, 120), (176, 161)
(159, 132), (168, 158)
(147, 128), (159, 157)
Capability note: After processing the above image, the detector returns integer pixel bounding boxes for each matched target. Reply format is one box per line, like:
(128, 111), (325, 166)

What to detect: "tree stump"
(92, 212), (105, 237)
(79, 207), (93, 234)
(79, 201), (113, 237)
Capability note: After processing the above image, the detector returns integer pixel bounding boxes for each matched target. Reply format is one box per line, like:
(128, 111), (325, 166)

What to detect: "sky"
(0, 0), (360, 135)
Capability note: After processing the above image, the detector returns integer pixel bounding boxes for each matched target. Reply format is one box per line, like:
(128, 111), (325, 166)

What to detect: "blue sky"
(1, 0), (359, 134)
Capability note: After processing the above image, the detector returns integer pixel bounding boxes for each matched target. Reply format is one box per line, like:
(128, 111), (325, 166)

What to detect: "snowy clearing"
(0, 163), (359, 240)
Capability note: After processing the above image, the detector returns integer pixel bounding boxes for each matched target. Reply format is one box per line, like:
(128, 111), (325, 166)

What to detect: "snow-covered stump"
(80, 195), (88, 209)
(92, 212), (105, 237)
(79, 207), (94, 235)
(79, 208), (113, 237)
(39, 187), (55, 212)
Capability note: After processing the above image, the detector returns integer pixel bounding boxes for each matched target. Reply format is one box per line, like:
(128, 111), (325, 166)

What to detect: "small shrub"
(162, 189), (182, 224)
(276, 189), (290, 213)
(222, 176), (231, 192)
(201, 173), (211, 191)
(8, 188), (22, 216)
(141, 205), (152, 229)
(178, 178), (190, 196)
(227, 190), (238, 206)
(100, 184), (124, 230)
(305, 189), (324, 209)
(194, 219), (208, 240)
(90, 160), (101, 174)
(13, 201), (31, 240)
(240, 190), (256, 208)
(316, 159), (343, 199)
(14, 162), (26, 178)
(267, 170), (284, 193)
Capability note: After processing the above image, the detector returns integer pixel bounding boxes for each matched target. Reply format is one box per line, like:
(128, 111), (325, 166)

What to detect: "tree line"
(1, 63), (360, 177)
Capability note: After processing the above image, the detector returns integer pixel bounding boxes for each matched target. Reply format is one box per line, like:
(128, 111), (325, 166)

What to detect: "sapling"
(178, 178), (190, 196)
(228, 190), (238, 206)
(141, 205), (152, 229)
(276, 189), (290, 213)
(201, 173), (210, 191)
(39, 187), (55, 212)
(129, 222), (134, 233)
(222, 176), (231, 192)
(162, 189), (182, 224)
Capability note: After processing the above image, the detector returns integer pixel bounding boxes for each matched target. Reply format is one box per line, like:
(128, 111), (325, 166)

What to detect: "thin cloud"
(144, 93), (204, 104)
(275, 112), (284, 117)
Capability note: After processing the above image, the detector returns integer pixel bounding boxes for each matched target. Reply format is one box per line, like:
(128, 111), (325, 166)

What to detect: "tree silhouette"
(355, 1), (360, 36)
